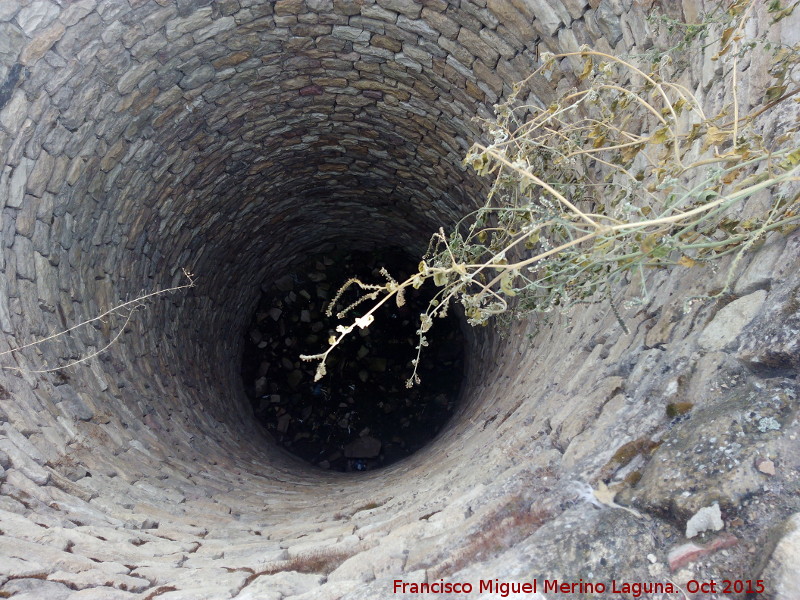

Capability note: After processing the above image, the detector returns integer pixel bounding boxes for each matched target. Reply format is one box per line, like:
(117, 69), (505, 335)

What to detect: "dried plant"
(302, 0), (799, 386)
(429, 496), (551, 578)
(1, 269), (196, 374)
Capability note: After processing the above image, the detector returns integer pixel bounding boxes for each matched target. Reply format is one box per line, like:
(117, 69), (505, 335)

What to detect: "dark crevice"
(241, 246), (465, 472)
(0, 64), (25, 111)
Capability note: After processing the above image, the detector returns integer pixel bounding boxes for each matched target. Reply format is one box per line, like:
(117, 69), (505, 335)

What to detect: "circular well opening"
(241, 245), (466, 472)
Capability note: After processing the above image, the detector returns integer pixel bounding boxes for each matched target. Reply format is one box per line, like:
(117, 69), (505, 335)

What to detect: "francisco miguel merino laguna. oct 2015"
(392, 578), (700, 597)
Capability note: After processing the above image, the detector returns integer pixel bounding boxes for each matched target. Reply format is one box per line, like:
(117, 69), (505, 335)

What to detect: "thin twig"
(0, 268), (196, 370)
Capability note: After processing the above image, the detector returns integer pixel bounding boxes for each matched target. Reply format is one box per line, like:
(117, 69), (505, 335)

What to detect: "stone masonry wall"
(0, 0), (798, 599)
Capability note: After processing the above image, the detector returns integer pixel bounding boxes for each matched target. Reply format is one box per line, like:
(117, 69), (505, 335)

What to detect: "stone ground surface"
(0, 0), (798, 599)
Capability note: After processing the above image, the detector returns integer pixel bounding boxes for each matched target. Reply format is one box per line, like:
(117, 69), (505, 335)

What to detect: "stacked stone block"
(0, 0), (798, 598)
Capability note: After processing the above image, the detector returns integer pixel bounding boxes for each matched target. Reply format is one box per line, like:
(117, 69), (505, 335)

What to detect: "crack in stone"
(0, 64), (25, 111)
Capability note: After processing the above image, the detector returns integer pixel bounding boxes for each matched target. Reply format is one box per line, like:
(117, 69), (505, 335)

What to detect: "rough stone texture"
(736, 233), (800, 375)
(0, 578), (72, 600)
(0, 1), (797, 599)
(698, 289), (767, 351)
(233, 572), (325, 600)
(759, 513), (800, 600)
(625, 379), (796, 521)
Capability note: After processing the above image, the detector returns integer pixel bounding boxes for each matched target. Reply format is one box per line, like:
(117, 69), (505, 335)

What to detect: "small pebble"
(756, 458), (776, 475)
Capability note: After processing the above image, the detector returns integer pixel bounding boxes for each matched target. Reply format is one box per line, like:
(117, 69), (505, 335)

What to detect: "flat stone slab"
(760, 513), (800, 600)
(623, 380), (797, 522)
(232, 571), (325, 600)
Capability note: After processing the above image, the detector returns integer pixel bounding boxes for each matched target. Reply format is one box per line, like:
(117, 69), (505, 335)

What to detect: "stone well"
(0, 1), (799, 599)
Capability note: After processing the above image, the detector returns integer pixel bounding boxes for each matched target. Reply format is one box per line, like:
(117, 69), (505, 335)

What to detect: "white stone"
(164, 7), (213, 41)
(331, 25), (371, 43)
(192, 15), (236, 43)
(0, 88), (27, 135)
(191, 540), (286, 571)
(734, 238), (786, 295)
(0, 556), (47, 578)
(0, 0), (20, 21)
(698, 290), (767, 351)
(0, 534), (96, 574)
(7, 157), (32, 208)
(761, 513), (800, 600)
(516, 0), (569, 35)
(232, 571), (325, 600)
(286, 537), (337, 559)
(48, 570), (150, 593)
(1, 577), (72, 599)
(286, 580), (361, 600)
(157, 567), (250, 599)
(561, 0), (588, 19)
(0, 507), (53, 542)
(15, 0), (59, 36)
(65, 588), (138, 599)
(686, 503), (724, 538)
(0, 432), (50, 485)
(327, 551), (375, 583)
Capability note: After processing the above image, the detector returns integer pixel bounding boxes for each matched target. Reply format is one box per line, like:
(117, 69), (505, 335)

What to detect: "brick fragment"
(668, 533), (738, 572)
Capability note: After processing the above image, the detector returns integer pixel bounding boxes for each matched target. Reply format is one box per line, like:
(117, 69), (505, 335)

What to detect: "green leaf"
(701, 125), (728, 151)
(471, 152), (493, 176)
(712, 44), (731, 61)
(765, 84), (788, 103)
(692, 189), (718, 204)
(687, 123), (704, 142)
(651, 245), (669, 259)
(592, 134), (606, 148)
(500, 271), (517, 297)
(579, 56), (593, 81)
(779, 148), (800, 169)
(620, 142), (645, 165)
(717, 218), (740, 233)
(768, 0), (797, 20)
(649, 127), (670, 145)
(640, 234), (658, 254)
(593, 238), (614, 253)
(720, 26), (735, 47)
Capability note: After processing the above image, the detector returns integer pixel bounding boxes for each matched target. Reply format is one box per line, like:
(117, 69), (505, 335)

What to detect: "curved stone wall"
(0, 1), (798, 599)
